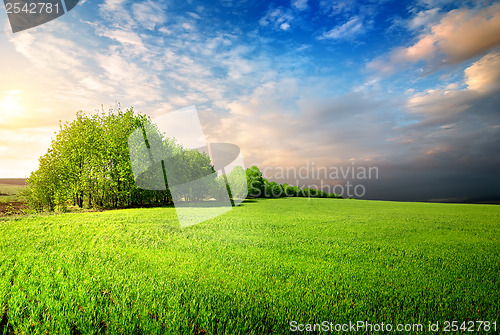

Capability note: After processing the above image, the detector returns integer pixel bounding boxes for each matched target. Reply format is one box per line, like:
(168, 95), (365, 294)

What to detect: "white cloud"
(465, 51), (500, 93)
(280, 22), (291, 31)
(96, 53), (162, 103)
(408, 7), (441, 30)
(98, 0), (136, 29)
(292, 0), (308, 11)
(416, 0), (455, 8)
(97, 29), (146, 54)
(132, 0), (167, 30)
(321, 16), (365, 40)
(319, 0), (355, 17)
(259, 7), (295, 31)
(79, 77), (115, 94)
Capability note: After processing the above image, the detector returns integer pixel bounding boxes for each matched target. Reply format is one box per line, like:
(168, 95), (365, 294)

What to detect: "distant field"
(0, 179), (25, 200)
(0, 179), (26, 216)
(0, 179), (26, 186)
(0, 198), (499, 334)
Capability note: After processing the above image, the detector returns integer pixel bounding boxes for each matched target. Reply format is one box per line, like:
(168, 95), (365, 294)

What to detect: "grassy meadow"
(0, 198), (499, 334)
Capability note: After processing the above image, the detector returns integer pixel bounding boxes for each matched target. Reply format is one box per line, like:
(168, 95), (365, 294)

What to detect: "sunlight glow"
(0, 90), (27, 123)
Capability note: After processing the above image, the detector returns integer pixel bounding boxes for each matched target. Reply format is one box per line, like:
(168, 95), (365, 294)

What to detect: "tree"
(246, 166), (265, 197)
(227, 166), (247, 200)
(24, 106), (216, 211)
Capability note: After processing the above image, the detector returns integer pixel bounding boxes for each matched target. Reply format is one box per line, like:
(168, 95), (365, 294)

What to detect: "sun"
(0, 90), (27, 122)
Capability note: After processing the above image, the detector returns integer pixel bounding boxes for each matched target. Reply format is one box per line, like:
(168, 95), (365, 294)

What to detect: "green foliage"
(0, 199), (499, 333)
(246, 166), (265, 197)
(246, 166), (343, 199)
(161, 146), (217, 202)
(226, 166), (248, 200)
(213, 175), (230, 201)
(24, 106), (216, 211)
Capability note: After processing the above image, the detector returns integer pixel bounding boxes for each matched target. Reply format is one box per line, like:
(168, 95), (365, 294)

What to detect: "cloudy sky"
(0, 0), (499, 201)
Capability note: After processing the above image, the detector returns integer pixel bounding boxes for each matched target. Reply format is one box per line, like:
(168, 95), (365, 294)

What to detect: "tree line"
(24, 107), (341, 212)
(245, 166), (343, 199)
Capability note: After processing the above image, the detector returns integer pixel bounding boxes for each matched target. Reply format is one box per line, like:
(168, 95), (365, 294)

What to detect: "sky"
(0, 0), (499, 202)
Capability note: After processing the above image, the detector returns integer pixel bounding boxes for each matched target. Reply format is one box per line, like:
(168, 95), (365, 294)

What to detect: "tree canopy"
(24, 106), (219, 211)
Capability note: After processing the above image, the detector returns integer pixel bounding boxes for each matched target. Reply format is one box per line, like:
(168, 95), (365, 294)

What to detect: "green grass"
(0, 198), (499, 334)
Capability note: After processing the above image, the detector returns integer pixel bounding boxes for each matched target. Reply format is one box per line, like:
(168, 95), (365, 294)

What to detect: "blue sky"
(1, 0), (499, 201)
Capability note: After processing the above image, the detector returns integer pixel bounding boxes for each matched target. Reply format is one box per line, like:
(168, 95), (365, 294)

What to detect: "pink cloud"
(368, 3), (500, 73)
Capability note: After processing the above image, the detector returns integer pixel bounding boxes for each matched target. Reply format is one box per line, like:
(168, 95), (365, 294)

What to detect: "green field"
(0, 198), (499, 334)
(0, 180), (25, 204)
